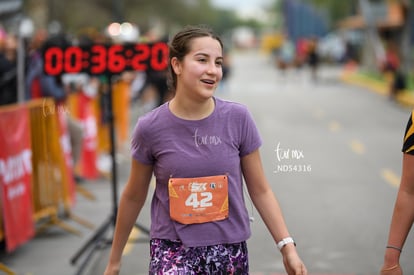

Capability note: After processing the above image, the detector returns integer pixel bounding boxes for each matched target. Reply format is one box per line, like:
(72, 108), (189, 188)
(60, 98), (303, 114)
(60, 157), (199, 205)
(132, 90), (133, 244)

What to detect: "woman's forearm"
(385, 191), (414, 264)
(107, 193), (146, 265)
(384, 154), (414, 265)
(250, 187), (290, 245)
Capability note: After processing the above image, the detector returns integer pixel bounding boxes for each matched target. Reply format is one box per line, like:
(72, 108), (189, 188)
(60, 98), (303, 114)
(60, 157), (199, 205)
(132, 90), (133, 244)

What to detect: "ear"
(171, 57), (182, 75)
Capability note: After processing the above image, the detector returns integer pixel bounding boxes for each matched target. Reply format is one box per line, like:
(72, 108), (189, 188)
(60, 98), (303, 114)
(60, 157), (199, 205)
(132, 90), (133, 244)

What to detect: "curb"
(340, 69), (414, 108)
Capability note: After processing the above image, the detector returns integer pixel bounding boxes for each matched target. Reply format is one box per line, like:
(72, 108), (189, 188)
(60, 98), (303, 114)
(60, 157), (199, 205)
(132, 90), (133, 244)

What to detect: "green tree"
(24, 0), (261, 37)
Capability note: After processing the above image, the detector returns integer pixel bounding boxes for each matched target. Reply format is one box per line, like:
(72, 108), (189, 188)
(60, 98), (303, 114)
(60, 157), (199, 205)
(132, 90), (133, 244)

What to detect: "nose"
(207, 61), (221, 76)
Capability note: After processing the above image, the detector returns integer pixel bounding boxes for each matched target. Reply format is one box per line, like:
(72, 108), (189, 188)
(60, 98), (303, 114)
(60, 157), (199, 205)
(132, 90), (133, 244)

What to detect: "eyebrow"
(194, 52), (223, 60)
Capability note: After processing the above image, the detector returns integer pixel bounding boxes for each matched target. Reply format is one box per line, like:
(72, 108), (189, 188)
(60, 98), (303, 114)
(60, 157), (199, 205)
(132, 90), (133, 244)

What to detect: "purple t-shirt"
(131, 97), (262, 247)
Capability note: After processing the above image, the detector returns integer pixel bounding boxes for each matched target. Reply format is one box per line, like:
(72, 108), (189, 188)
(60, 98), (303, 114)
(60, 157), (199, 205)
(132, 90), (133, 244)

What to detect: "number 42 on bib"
(168, 175), (229, 224)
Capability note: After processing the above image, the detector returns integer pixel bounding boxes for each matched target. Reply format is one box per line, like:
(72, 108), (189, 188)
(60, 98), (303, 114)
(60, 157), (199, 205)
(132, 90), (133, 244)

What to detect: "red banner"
(78, 93), (98, 179)
(0, 105), (35, 252)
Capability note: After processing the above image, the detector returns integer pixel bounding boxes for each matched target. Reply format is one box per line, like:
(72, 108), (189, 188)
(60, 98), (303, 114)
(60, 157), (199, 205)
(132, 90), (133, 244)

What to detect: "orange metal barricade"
(0, 99), (94, 272)
(28, 98), (78, 235)
(112, 79), (130, 150)
(28, 98), (93, 235)
(0, 263), (15, 275)
(93, 96), (110, 154)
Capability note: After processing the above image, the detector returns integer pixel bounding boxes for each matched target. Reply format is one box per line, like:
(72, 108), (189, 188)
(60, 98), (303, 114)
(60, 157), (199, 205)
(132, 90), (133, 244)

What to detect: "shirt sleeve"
(239, 107), (262, 157)
(131, 118), (155, 164)
(402, 111), (414, 155)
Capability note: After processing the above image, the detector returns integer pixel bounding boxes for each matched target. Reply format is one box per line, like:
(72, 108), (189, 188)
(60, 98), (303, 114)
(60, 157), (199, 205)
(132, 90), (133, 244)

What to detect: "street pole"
(358, 0), (385, 71)
(17, 18), (34, 103)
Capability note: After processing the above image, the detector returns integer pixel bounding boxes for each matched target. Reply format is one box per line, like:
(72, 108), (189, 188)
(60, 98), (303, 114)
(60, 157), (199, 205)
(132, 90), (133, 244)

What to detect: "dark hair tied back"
(167, 25), (223, 93)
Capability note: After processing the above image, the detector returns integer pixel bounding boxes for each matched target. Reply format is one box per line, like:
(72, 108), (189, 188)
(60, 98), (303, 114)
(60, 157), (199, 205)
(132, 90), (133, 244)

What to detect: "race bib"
(168, 175), (229, 224)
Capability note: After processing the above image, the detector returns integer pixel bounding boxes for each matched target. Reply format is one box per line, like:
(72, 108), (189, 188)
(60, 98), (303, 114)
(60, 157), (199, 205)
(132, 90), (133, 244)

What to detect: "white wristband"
(277, 237), (296, 250)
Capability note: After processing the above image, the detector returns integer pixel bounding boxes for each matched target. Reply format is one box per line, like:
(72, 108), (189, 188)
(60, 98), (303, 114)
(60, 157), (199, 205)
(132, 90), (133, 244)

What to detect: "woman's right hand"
(380, 264), (402, 275)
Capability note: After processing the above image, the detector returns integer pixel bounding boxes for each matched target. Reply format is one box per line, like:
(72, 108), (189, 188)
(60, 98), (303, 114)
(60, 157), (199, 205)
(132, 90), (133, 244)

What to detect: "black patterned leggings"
(149, 239), (249, 274)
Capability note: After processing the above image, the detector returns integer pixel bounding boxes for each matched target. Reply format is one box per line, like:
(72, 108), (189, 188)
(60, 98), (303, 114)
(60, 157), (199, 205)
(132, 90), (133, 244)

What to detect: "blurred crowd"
(0, 25), (171, 107)
(270, 32), (409, 99)
(0, 24), (173, 183)
(271, 35), (325, 82)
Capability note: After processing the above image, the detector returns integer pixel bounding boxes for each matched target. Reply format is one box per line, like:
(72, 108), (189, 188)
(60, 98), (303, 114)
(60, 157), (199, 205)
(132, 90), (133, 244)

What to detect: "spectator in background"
(138, 35), (171, 108)
(277, 36), (295, 73)
(145, 69), (169, 107)
(294, 38), (308, 69)
(38, 34), (70, 103)
(306, 36), (319, 82)
(0, 33), (18, 105)
(381, 41), (406, 100)
(40, 34), (85, 183)
(217, 47), (231, 93)
(25, 29), (48, 100)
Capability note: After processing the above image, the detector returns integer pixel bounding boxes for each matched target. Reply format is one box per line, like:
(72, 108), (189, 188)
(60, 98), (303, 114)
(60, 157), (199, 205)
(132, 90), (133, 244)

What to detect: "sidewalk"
(340, 66), (414, 108)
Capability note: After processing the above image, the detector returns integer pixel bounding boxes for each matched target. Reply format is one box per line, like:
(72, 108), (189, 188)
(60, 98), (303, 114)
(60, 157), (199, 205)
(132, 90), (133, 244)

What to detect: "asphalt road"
(1, 50), (413, 275)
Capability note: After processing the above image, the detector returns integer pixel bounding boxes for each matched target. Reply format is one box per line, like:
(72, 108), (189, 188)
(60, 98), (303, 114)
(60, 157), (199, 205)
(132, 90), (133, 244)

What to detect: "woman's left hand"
(282, 248), (308, 275)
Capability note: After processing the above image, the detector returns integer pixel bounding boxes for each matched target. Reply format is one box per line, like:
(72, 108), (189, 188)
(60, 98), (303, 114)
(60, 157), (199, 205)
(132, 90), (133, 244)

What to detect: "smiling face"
(171, 36), (223, 102)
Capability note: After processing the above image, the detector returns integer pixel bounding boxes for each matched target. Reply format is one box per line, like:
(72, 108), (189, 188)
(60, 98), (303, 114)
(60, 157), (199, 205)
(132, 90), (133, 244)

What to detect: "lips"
(201, 79), (216, 85)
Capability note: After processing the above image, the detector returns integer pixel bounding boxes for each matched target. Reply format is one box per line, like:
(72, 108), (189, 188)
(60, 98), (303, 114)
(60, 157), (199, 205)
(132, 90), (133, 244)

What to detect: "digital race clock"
(43, 42), (169, 76)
